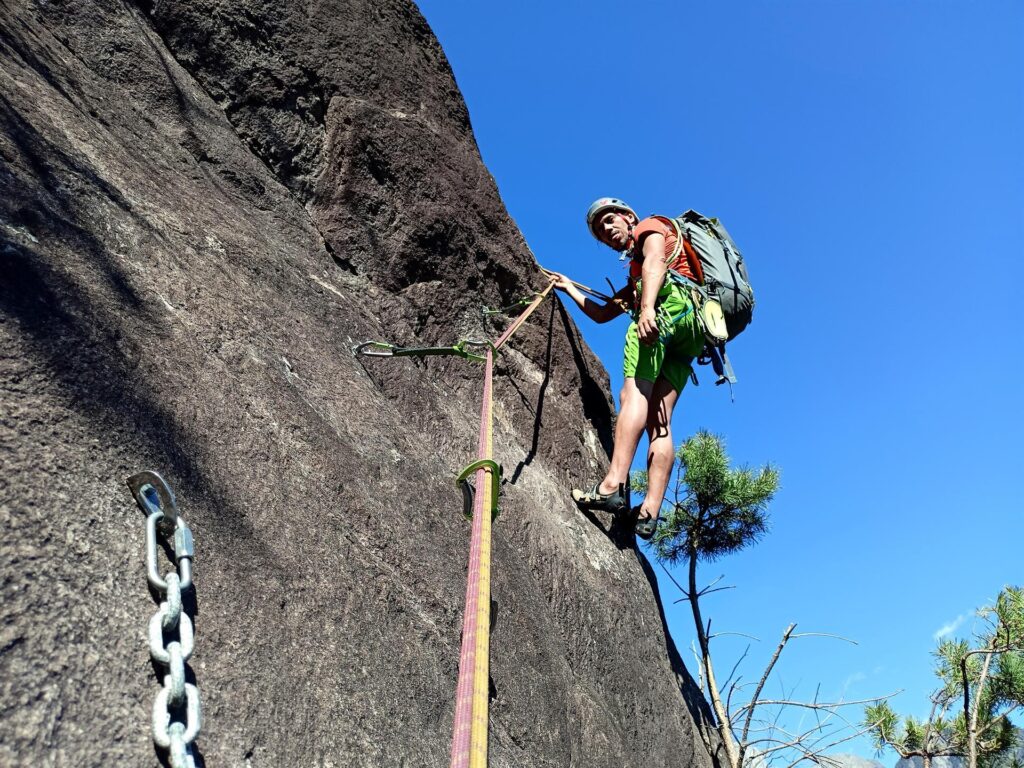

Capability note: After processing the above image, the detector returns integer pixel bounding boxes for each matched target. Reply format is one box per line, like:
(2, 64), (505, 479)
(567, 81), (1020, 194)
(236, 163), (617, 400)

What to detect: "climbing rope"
(126, 470), (202, 768)
(450, 341), (497, 768)
(354, 277), (555, 768)
(481, 292), (544, 317)
(538, 266), (631, 313)
(493, 283), (554, 351)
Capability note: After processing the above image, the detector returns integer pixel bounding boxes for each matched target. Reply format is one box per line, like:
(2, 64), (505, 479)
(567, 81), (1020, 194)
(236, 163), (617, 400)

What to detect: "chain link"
(127, 471), (202, 768)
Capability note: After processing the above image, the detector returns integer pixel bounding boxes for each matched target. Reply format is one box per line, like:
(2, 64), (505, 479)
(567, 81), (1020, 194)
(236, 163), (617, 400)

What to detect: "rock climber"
(549, 197), (705, 540)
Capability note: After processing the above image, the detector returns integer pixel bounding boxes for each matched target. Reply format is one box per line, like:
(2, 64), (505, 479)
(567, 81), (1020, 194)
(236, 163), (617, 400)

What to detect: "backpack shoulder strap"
(671, 214), (707, 284)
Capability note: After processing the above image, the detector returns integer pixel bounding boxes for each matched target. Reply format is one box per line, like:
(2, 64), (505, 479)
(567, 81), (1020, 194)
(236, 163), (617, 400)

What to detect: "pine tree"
(637, 431), (880, 768)
(864, 587), (1024, 768)
(645, 431), (777, 768)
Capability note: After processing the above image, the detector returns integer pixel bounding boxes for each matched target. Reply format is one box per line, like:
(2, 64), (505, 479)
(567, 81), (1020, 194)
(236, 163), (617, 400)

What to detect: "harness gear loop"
(455, 459), (502, 520)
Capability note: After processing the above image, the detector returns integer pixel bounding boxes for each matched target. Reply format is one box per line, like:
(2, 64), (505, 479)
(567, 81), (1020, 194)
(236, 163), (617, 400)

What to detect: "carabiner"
(352, 341), (397, 358)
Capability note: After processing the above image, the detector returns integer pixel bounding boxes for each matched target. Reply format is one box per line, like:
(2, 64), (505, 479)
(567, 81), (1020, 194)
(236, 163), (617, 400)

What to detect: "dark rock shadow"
(635, 548), (720, 752)
(0, 23), (82, 108)
(555, 298), (614, 457)
(575, 505), (635, 551)
(508, 300), (555, 485)
(0, 95), (152, 313)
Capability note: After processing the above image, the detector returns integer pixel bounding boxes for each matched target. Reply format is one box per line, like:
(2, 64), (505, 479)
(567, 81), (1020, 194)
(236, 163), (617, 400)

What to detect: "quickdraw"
(481, 293), (542, 317)
(352, 338), (492, 363)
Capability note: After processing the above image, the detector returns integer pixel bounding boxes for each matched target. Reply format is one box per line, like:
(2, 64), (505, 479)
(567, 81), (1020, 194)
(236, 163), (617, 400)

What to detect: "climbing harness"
(126, 470), (202, 768)
(655, 301), (694, 346)
(354, 277), (555, 768)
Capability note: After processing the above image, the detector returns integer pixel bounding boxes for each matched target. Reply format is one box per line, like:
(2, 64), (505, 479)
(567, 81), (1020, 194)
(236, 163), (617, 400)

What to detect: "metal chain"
(127, 471), (202, 768)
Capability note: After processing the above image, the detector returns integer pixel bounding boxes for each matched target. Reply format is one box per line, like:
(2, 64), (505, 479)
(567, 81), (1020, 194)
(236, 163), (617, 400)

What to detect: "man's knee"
(620, 377), (653, 406)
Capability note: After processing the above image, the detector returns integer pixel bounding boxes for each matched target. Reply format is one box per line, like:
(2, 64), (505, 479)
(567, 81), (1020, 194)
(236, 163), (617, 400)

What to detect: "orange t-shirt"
(627, 215), (702, 285)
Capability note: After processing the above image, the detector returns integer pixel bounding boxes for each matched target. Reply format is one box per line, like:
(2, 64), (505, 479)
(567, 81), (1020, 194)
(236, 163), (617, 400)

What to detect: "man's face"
(595, 210), (633, 250)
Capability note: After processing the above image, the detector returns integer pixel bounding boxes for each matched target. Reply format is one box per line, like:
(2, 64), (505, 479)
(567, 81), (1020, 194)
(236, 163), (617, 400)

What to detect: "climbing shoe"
(634, 511), (660, 541)
(571, 483), (630, 515)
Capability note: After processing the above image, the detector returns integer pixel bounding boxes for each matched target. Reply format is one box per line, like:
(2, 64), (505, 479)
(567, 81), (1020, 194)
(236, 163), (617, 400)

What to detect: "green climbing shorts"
(623, 281), (705, 393)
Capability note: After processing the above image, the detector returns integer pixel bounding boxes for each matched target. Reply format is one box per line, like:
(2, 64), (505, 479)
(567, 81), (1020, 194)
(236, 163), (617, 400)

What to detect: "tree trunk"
(689, 546), (742, 768)
(966, 649), (996, 768)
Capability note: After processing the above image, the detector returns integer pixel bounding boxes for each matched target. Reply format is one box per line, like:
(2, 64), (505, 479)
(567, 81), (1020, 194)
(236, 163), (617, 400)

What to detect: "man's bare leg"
(597, 377), (653, 494)
(638, 376), (680, 520)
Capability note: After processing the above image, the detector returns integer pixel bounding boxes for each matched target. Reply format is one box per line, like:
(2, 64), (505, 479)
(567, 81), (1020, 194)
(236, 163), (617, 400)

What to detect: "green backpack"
(666, 210), (755, 386)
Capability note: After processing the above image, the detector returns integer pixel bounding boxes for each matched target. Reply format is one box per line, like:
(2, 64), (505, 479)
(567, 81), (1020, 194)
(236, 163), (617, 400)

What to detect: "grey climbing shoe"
(571, 483), (629, 515)
(634, 512), (659, 540)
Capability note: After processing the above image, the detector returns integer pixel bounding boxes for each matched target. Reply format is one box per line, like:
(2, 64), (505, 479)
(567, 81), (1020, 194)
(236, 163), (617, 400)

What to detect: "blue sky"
(414, 1), (1023, 759)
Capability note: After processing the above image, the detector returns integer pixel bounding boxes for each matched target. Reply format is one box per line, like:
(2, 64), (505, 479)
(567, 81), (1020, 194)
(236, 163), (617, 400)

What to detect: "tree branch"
(659, 561), (690, 600)
(781, 725), (879, 768)
(789, 632), (858, 645)
(736, 691), (901, 717)
(691, 640), (705, 693)
(920, 696), (942, 756)
(722, 646), (751, 694)
(965, 646), (995, 768)
(698, 585), (739, 599)
(741, 623), (796, 748)
(744, 717), (845, 762)
(701, 573), (729, 593)
(710, 631), (761, 641)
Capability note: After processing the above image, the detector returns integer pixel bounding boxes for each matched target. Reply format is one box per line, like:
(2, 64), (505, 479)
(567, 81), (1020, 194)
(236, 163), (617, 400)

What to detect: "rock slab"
(0, 1), (713, 765)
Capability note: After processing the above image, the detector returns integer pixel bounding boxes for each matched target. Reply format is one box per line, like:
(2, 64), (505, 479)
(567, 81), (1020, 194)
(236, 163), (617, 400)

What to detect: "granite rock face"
(0, 1), (713, 765)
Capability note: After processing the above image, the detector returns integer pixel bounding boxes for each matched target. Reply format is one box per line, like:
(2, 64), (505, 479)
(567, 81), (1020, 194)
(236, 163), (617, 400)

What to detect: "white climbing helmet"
(585, 197), (637, 241)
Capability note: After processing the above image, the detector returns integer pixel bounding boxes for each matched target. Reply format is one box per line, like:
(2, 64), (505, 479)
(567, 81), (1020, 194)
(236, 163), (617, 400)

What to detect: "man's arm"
(636, 232), (668, 344)
(550, 273), (628, 324)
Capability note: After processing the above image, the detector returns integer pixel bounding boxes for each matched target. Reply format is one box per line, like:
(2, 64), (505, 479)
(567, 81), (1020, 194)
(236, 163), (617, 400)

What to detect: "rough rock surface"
(0, 1), (714, 765)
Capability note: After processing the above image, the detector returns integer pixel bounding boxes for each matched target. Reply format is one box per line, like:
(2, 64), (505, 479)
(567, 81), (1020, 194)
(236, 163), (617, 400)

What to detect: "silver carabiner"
(146, 512), (194, 592)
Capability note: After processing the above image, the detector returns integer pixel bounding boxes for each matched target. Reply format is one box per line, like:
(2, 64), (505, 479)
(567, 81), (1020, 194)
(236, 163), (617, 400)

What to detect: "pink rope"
(449, 348), (494, 768)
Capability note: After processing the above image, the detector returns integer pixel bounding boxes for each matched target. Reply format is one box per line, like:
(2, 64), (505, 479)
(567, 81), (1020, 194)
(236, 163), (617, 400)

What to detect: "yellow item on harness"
(700, 298), (729, 343)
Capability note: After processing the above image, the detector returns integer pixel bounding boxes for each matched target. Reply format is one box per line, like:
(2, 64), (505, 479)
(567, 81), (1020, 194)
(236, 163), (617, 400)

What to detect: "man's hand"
(637, 306), (659, 345)
(548, 272), (574, 292)
(545, 269), (626, 324)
